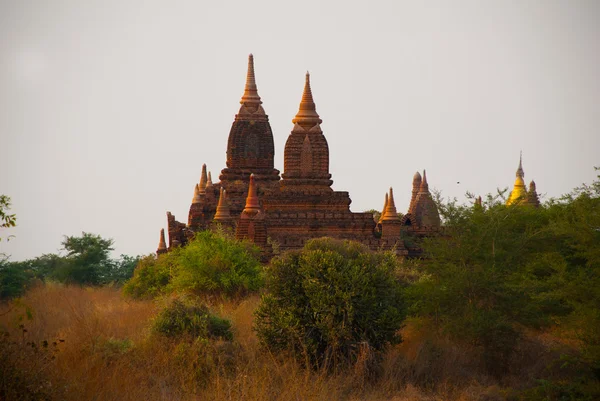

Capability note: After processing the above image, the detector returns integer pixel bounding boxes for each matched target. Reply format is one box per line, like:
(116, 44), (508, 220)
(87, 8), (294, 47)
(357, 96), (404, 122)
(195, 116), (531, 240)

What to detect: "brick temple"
(156, 55), (441, 259)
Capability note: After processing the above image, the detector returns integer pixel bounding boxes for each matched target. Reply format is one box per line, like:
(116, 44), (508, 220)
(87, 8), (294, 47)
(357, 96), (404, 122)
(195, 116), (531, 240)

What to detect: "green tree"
(49, 232), (114, 285)
(124, 230), (263, 299)
(254, 238), (406, 368)
(0, 195), (16, 243)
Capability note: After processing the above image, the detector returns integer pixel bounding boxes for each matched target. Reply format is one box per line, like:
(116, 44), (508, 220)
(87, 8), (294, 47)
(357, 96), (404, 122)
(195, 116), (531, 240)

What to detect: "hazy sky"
(1, 0), (599, 261)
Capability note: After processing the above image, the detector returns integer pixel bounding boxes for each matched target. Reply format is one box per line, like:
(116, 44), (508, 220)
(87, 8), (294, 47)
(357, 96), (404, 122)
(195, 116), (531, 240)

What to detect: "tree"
(124, 230), (263, 299)
(254, 238), (406, 369)
(0, 195), (16, 243)
(50, 232), (114, 285)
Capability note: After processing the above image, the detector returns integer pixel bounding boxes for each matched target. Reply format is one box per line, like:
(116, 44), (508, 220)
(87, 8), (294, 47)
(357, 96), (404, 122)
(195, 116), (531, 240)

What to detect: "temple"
(506, 153), (540, 207)
(158, 55), (442, 259)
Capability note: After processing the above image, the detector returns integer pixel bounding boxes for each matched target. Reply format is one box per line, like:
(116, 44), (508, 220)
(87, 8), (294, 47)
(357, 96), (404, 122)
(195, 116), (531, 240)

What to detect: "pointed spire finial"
(199, 164), (208, 194)
(382, 187), (399, 221)
(158, 228), (167, 251)
(206, 172), (213, 188)
(192, 183), (202, 204)
(378, 192), (389, 224)
(240, 54), (262, 105)
(214, 187), (231, 220)
(419, 169), (429, 192)
(516, 151), (525, 178)
(292, 71), (322, 129)
(244, 174), (261, 212)
(413, 171), (422, 186)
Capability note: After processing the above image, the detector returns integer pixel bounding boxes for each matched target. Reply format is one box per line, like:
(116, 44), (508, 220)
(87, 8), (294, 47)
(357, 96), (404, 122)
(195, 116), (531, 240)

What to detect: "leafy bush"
(254, 238), (406, 368)
(153, 296), (232, 341)
(122, 255), (172, 299)
(124, 231), (263, 299)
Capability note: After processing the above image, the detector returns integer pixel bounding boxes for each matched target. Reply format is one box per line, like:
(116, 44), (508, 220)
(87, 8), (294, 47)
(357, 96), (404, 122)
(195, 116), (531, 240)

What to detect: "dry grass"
(0, 284), (560, 401)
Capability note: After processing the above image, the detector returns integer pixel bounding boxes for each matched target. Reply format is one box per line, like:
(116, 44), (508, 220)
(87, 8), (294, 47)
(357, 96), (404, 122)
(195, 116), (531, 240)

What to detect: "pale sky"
(1, 0), (599, 261)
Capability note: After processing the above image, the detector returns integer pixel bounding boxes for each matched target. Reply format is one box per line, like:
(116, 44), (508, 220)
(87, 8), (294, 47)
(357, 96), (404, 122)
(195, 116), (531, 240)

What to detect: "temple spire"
(199, 164), (208, 194)
(243, 174), (261, 212)
(419, 170), (429, 192)
(206, 172), (213, 189)
(214, 188), (231, 220)
(240, 54), (262, 106)
(292, 72), (322, 130)
(378, 192), (388, 224)
(157, 228), (167, 254)
(516, 151), (524, 178)
(192, 184), (202, 204)
(382, 187), (399, 221)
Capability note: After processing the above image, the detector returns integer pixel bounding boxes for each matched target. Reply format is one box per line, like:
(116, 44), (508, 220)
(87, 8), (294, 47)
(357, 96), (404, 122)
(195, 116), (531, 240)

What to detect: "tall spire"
(419, 170), (429, 192)
(382, 187), (399, 221)
(240, 54), (262, 106)
(516, 151), (524, 178)
(192, 184), (202, 204)
(378, 192), (388, 224)
(292, 72), (322, 130)
(243, 174), (261, 212)
(214, 187), (231, 220)
(206, 172), (213, 189)
(507, 153), (528, 205)
(199, 164), (208, 194)
(157, 228), (167, 254)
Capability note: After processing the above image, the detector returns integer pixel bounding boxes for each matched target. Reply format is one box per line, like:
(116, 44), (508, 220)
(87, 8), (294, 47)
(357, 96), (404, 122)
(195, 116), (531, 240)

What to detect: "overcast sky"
(1, 0), (599, 261)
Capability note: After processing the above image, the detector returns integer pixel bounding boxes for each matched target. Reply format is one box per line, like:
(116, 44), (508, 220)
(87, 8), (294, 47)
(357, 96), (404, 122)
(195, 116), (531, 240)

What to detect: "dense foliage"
(409, 168), (600, 393)
(254, 238), (406, 368)
(124, 230), (263, 299)
(0, 233), (139, 299)
(152, 295), (233, 341)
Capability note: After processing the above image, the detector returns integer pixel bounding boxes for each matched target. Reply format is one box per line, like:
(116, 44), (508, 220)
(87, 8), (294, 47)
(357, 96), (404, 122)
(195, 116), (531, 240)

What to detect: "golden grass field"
(0, 284), (567, 401)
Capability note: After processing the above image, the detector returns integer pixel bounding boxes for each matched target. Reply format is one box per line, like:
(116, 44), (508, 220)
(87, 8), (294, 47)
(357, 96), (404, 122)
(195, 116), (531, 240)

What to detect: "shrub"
(123, 254), (172, 299)
(254, 238), (406, 368)
(153, 296), (233, 341)
(124, 231), (263, 299)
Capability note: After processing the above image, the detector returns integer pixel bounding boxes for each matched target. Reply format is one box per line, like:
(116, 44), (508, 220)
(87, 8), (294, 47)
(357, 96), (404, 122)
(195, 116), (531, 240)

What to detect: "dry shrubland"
(0, 283), (566, 401)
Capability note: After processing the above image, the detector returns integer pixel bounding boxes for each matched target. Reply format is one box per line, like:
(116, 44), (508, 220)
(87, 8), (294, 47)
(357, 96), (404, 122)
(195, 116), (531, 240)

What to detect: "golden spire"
(292, 72), (322, 130)
(157, 228), (167, 251)
(199, 164), (208, 194)
(206, 171), (213, 189)
(378, 192), (388, 224)
(192, 184), (202, 204)
(240, 54), (262, 106)
(475, 195), (483, 207)
(382, 187), (399, 221)
(214, 187), (231, 220)
(243, 174), (261, 212)
(507, 153), (528, 205)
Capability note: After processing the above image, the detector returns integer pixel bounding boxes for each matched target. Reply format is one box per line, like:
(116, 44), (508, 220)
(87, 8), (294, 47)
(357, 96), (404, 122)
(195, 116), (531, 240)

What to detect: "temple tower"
(381, 188), (403, 248)
(235, 174), (270, 255)
(410, 170), (441, 230)
(408, 171), (422, 215)
(507, 153), (528, 205)
(219, 54), (280, 212)
(526, 181), (540, 207)
(281, 72), (333, 192)
(156, 228), (167, 256)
